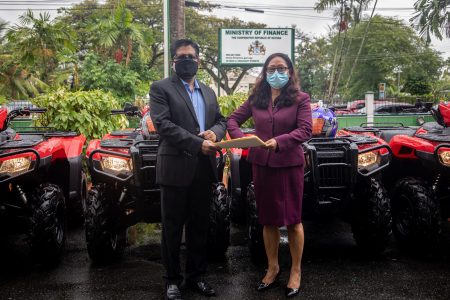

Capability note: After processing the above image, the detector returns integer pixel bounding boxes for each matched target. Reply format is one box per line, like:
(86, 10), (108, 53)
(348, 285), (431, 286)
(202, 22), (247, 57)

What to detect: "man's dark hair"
(170, 39), (200, 58)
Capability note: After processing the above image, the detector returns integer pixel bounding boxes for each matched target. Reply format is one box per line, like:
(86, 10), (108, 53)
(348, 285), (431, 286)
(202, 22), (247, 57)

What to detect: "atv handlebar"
(2, 107), (47, 132)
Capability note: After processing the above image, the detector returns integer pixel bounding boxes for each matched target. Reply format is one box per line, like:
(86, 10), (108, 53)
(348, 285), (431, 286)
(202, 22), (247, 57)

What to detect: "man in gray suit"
(150, 39), (226, 300)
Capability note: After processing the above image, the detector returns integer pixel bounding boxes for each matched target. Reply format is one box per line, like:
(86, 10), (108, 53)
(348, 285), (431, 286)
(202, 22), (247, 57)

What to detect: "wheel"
(68, 170), (88, 227)
(391, 177), (441, 251)
(29, 183), (66, 266)
(85, 184), (126, 263)
(229, 174), (246, 224)
(351, 177), (392, 255)
(246, 183), (265, 260)
(207, 182), (230, 258)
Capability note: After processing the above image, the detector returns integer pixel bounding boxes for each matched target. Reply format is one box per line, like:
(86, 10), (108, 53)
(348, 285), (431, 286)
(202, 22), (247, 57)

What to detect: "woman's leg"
(262, 225), (280, 283)
(287, 223), (304, 289)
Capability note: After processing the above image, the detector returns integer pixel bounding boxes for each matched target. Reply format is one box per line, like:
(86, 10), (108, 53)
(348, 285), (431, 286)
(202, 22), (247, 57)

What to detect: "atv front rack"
(0, 148), (41, 184)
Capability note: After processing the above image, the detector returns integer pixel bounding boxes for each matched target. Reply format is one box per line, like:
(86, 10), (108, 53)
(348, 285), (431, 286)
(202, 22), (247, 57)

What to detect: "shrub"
(218, 93), (253, 128)
(31, 89), (128, 140)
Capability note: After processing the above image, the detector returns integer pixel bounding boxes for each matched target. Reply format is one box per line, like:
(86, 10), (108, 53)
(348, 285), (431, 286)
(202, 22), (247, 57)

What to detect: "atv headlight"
(439, 151), (450, 166)
(0, 157), (32, 175)
(358, 152), (378, 168)
(100, 157), (133, 172)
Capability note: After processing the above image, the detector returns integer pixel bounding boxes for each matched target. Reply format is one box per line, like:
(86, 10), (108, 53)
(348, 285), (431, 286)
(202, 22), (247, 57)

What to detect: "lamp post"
(393, 66), (402, 91)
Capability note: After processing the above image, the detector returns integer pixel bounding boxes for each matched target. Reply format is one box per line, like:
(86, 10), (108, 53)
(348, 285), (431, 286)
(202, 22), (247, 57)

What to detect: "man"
(150, 39), (226, 300)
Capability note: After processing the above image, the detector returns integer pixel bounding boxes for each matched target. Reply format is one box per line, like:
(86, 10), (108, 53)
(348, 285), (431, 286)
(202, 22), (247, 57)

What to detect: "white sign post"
(219, 28), (295, 66)
(366, 91), (375, 126)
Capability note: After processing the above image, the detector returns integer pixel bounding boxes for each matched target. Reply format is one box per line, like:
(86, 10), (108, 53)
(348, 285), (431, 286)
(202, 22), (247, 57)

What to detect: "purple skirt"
(252, 164), (304, 227)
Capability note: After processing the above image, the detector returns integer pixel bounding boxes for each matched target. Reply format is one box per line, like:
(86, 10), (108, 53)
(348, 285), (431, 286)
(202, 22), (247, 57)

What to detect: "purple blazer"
(227, 91), (312, 167)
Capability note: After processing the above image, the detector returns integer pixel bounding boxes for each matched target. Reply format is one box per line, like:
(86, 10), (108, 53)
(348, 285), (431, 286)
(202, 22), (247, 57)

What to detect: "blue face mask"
(266, 71), (289, 89)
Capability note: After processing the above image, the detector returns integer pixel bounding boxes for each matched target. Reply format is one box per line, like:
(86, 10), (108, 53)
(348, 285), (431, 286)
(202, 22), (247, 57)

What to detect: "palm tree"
(6, 10), (75, 81)
(90, 0), (144, 66)
(412, 0), (450, 42)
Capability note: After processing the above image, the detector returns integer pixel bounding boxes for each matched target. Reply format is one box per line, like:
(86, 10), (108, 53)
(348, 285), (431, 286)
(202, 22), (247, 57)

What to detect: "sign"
(379, 83), (386, 99)
(219, 28), (295, 66)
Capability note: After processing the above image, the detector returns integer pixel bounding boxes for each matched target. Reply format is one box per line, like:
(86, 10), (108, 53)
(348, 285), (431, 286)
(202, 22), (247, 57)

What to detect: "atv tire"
(207, 182), (230, 257)
(391, 177), (441, 251)
(351, 178), (392, 255)
(229, 174), (247, 224)
(68, 170), (88, 227)
(247, 183), (265, 260)
(85, 184), (126, 264)
(29, 183), (66, 266)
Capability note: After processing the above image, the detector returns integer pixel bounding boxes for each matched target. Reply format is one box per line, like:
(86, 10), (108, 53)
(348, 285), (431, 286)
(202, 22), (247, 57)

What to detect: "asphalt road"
(1, 220), (450, 300)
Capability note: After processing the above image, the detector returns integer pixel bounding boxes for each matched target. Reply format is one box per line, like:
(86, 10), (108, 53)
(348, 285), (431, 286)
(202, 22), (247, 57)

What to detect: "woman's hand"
(263, 138), (277, 151)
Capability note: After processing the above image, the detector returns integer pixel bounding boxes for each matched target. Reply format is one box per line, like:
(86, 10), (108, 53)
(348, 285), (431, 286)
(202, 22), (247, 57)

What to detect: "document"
(215, 136), (265, 148)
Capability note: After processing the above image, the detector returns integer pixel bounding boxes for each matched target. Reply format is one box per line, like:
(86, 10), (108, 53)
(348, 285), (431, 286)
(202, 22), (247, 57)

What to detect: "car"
(356, 102), (417, 114)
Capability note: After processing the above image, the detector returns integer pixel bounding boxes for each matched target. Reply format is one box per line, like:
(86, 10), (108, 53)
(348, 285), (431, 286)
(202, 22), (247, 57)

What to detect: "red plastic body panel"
(0, 109), (6, 131)
(388, 135), (434, 159)
(337, 129), (390, 155)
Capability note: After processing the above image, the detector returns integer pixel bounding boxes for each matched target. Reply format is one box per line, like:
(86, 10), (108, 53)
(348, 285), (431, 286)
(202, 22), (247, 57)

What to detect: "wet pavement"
(1, 220), (450, 300)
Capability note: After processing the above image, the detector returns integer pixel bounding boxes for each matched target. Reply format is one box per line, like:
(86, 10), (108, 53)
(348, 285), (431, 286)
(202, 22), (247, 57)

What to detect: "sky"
(1, 0), (450, 58)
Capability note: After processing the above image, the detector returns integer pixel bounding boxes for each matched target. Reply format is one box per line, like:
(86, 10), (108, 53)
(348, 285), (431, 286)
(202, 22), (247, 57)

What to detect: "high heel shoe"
(256, 270), (281, 292)
(285, 286), (300, 298)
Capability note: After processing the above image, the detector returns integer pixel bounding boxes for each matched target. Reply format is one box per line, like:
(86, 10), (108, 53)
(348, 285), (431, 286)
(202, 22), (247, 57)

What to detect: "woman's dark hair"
(170, 39), (200, 58)
(249, 53), (300, 109)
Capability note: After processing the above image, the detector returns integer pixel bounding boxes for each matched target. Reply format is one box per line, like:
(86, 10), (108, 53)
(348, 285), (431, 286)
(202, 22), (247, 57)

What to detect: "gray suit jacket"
(149, 75), (227, 187)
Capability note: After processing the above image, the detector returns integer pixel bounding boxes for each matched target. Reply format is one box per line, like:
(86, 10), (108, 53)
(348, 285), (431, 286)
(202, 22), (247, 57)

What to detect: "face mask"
(174, 58), (198, 80)
(266, 71), (289, 89)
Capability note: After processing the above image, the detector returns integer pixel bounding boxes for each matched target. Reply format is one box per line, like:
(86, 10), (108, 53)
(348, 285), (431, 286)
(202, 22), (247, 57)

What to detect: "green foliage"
(31, 89), (128, 140)
(218, 93), (253, 128)
(79, 52), (140, 102)
(0, 95), (6, 105)
(403, 73), (432, 95)
(412, 0), (450, 42)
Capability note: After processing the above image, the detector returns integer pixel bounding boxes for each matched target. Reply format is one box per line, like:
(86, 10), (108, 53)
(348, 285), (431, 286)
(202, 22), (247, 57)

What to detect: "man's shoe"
(187, 279), (216, 297)
(165, 284), (183, 300)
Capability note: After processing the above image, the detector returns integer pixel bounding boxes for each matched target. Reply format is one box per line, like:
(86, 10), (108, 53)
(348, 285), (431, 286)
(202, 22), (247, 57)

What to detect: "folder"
(215, 136), (265, 148)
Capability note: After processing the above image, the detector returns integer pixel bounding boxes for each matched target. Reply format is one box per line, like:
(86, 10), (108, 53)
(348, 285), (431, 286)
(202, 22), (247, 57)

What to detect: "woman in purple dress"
(227, 53), (312, 297)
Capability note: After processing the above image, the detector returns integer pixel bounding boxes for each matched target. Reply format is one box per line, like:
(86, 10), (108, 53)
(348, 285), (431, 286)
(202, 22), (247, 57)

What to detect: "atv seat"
(421, 122), (444, 133)
(379, 128), (416, 143)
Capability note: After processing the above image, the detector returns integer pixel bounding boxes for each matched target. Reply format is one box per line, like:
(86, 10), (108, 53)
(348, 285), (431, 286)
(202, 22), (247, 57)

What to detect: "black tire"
(229, 175), (246, 224)
(246, 183), (265, 260)
(85, 184), (126, 263)
(351, 178), (392, 255)
(391, 177), (441, 251)
(29, 183), (66, 266)
(68, 171), (88, 227)
(207, 182), (230, 257)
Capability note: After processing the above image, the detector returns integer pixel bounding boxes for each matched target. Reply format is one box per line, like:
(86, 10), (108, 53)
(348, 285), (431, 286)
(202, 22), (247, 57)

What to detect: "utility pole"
(170, 0), (185, 43)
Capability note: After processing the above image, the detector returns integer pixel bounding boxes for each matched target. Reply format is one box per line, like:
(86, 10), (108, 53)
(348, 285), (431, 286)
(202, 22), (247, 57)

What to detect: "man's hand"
(201, 140), (219, 155)
(262, 138), (277, 151)
(198, 130), (217, 142)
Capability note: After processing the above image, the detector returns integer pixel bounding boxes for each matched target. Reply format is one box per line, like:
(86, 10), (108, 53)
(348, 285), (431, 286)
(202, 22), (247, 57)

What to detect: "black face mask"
(174, 58), (198, 80)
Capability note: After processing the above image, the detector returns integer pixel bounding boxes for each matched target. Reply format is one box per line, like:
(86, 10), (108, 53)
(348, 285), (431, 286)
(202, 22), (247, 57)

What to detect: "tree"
(185, 7), (266, 95)
(6, 10), (75, 81)
(328, 15), (443, 100)
(88, 0), (145, 66)
(403, 73), (432, 95)
(412, 0), (450, 42)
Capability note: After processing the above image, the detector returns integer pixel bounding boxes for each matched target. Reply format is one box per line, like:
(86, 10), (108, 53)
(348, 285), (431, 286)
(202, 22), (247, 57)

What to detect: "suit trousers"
(160, 155), (213, 284)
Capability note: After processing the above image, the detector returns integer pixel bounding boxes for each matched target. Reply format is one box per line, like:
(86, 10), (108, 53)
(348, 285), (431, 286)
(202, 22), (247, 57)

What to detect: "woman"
(227, 53), (312, 297)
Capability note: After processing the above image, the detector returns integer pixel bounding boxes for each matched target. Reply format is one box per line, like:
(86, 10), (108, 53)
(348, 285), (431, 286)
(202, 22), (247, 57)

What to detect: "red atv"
(343, 103), (450, 250)
(85, 103), (229, 263)
(0, 107), (87, 265)
(228, 107), (392, 257)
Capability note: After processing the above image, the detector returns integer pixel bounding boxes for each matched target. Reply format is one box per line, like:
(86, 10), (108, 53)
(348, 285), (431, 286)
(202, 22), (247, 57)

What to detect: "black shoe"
(187, 279), (216, 297)
(285, 286), (300, 298)
(256, 271), (281, 292)
(165, 284), (183, 300)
